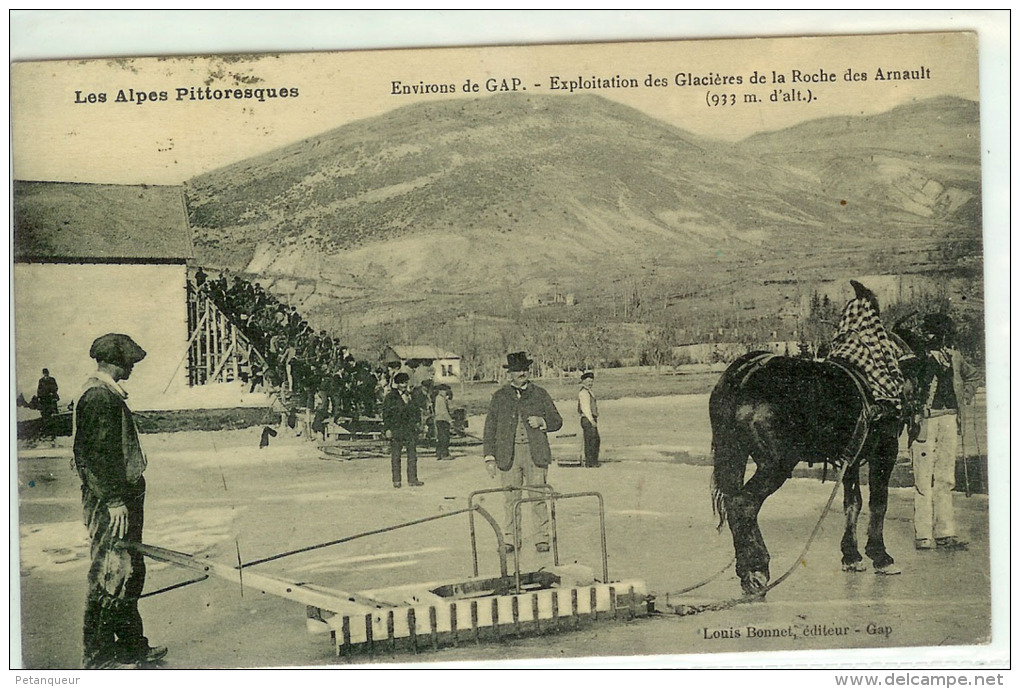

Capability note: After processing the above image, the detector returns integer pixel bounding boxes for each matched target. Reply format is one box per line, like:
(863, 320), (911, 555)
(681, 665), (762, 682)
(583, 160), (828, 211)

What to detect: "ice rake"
(122, 498), (651, 658)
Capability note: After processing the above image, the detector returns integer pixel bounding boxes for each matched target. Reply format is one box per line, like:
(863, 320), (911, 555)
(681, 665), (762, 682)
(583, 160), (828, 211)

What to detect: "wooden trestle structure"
(185, 283), (267, 387)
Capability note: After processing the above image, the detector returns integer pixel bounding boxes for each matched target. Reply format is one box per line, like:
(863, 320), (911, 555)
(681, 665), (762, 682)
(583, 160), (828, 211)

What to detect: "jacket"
(922, 347), (978, 413)
(72, 376), (147, 507)
(381, 389), (422, 440)
(483, 383), (563, 470)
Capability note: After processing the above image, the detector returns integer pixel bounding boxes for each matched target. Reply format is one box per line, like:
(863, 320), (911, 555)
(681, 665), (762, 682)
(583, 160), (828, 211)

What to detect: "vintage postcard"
(10, 17), (1007, 673)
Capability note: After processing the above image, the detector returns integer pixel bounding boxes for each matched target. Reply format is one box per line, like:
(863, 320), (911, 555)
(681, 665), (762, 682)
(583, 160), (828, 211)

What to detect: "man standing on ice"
(73, 333), (167, 669)
(483, 352), (562, 554)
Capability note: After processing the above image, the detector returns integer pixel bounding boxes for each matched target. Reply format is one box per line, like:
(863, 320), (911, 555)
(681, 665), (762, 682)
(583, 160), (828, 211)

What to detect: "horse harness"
(823, 357), (874, 478)
(737, 352), (874, 479)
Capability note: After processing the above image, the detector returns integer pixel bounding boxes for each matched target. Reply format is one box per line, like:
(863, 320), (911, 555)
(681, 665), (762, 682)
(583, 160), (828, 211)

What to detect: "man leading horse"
(710, 281), (923, 595)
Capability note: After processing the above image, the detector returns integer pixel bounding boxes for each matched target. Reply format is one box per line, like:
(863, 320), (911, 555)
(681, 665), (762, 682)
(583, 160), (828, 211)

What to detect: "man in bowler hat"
(74, 333), (167, 669)
(382, 371), (425, 488)
(483, 352), (563, 553)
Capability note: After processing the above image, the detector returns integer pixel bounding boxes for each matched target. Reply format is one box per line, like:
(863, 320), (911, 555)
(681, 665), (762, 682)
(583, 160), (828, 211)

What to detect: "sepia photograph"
(9, 11), (1009, 675)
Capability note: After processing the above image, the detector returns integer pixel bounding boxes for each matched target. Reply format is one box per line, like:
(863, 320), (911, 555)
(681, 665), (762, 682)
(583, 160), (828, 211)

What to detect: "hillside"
(736, 96), (981, 229)
(184, 93), (982, 354)
(187, 95), (833, 282)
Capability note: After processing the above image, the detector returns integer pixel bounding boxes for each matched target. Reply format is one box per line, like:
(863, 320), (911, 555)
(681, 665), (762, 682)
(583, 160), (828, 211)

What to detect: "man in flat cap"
(483, 352), (562, 553)
(578, 370), (601, 468)
(74, 334), (166, 669)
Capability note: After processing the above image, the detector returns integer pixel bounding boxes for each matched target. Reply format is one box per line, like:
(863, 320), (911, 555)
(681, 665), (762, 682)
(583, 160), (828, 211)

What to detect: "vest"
(578, 388), (598, 420)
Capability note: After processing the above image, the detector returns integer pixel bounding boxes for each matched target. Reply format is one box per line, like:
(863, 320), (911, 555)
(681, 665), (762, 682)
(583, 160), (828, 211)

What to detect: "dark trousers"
(435, 420), (451, 459)
(581, 417), (601, 467)
(39, 400), (59, 438)
(390, 437), (419, 484)
(82, 481), (149, 667)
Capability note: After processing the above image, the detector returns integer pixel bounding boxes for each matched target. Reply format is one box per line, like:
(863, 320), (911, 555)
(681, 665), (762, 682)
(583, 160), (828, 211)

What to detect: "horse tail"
(710, 456), (729, 532)
(709, 353), (764, 532)
(711, 439), (747, 532)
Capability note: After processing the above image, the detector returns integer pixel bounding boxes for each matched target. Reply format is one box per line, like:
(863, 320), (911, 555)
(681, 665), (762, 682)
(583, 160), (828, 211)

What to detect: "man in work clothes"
(73, 333), (167, 669)
(578, 370), (601, 468)
(910, 313), (978, 551)
(382, 372), (424, 488)
(433, 384), (454, 460)
(483, 352), (563, 553)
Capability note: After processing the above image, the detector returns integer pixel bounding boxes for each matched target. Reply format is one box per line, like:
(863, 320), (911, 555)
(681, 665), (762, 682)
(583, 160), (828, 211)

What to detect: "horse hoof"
(842, 561), (867, 573)
(874, 563), (902, 576)
(741, 571), (769, 596)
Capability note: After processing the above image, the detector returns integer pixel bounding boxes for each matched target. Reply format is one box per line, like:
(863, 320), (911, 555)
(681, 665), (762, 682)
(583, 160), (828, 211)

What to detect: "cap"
(922, 313), (955, 340)
(90, 333), (147, 368)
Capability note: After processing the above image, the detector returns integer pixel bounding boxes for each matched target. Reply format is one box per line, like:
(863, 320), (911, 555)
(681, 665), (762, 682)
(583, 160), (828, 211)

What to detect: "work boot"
(87, 657), (138, 670)
(408, 480), (424, 487)
(120, 645), (168, 666)
(936, 536), (968, 551)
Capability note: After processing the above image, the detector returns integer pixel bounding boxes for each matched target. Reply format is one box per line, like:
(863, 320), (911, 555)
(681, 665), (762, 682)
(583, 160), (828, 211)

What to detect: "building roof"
(13, 181), (193, 262)
(381, 345), (460, 362)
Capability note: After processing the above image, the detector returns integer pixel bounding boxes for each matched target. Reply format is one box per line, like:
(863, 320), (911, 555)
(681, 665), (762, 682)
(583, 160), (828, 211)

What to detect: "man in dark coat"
(382, 372), (424, 488)
(483, 352), (563, 553)
(36, 368), (60, 438)
(73, 333), (167, 669)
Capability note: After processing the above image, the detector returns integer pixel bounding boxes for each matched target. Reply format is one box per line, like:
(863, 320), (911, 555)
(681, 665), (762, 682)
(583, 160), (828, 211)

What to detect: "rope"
(240, 507), (476, 569)
(139, 574), (209, 599)
(665, 461), (849, 617)
(664, 358), (871, 615)
(661, 557), (737, 603)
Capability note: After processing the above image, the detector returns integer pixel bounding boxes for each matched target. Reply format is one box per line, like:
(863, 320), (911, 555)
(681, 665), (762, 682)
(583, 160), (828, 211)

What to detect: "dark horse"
(710, 324), (925, 595)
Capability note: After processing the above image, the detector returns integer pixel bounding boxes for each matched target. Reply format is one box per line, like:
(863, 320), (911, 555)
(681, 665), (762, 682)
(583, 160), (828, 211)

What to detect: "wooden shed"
(13, 180), (193, 411)
(380, 345), (462, 385)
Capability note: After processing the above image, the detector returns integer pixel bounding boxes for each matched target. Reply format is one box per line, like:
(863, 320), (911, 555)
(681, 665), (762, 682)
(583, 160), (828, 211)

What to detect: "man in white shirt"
(433, 384), (453, 460)
(911, 313), (978, 551)
(483, 352), (563, 553)
(578, 371), (601, 468)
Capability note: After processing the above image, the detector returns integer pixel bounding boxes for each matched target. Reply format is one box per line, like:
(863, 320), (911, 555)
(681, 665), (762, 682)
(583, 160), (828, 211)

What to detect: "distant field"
(449, 367), (722, 416)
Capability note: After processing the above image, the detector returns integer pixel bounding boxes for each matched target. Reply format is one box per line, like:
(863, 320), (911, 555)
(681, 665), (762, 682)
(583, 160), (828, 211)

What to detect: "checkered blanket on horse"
(828, 297), (905, 406)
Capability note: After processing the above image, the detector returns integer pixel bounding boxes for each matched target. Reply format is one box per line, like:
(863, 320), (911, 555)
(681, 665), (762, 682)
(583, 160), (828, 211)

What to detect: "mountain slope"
(184, 94), (982, 344)
(736, 96), (981, 228)
(187, 94), (842, 283)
